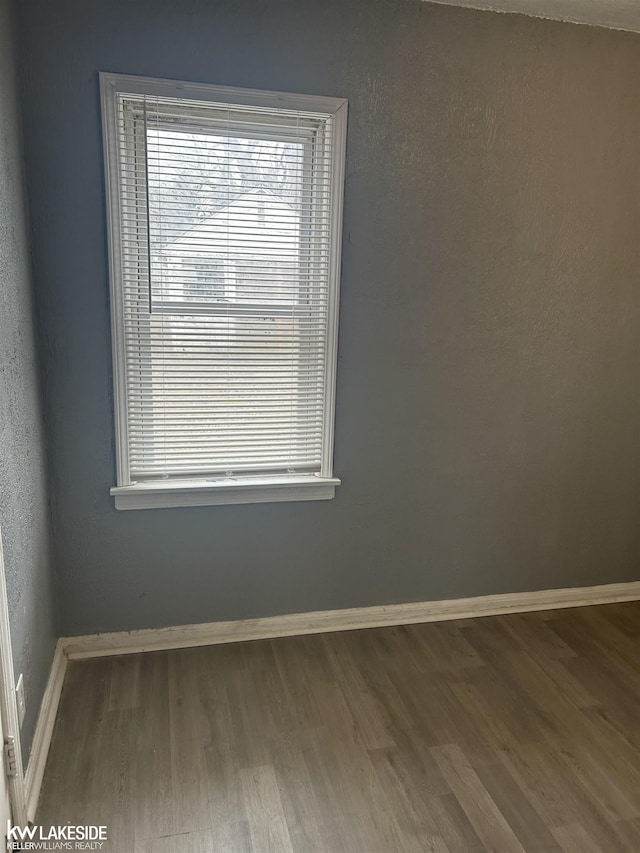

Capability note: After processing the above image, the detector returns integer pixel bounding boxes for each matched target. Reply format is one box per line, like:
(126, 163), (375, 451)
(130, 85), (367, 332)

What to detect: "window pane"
(127, 313), (323, 477)
(146, 127), (307, 309)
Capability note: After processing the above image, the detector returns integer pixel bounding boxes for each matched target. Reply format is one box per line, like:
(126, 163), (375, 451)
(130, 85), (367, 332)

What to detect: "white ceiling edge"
(424, 0), (640, 33)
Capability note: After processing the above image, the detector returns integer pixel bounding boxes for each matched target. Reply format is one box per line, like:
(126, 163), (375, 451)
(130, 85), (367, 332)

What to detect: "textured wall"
(15, 0), (640, 636)
(0, 0), (58, 762)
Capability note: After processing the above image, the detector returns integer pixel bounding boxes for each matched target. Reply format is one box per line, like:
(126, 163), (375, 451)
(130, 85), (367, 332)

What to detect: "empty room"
(0, 0), (639, 849)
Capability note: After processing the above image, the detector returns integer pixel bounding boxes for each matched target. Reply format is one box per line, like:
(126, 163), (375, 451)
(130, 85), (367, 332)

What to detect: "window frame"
(100, 72), (347, 510)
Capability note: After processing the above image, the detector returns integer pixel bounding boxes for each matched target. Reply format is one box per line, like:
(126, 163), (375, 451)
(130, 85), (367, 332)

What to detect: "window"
(101, 74), (347, 509)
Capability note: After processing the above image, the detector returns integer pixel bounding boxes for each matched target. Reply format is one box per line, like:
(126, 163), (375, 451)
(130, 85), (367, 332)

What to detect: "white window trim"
(100, 72), (347, 510)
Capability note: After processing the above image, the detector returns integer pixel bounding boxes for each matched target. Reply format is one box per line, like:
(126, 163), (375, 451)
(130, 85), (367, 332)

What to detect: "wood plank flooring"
(37, 602), (640, 852)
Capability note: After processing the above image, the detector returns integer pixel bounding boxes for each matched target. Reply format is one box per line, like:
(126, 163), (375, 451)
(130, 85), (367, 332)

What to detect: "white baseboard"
(25, 639), (67, 822)
(62, 579), (640, 661)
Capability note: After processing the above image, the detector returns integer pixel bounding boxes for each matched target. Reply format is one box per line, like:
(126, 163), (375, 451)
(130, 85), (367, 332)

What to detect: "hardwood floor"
(37, 602), (640, 852)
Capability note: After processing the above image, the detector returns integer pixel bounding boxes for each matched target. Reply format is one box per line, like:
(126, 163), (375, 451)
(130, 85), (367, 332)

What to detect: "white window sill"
(110, 475), (341, 510)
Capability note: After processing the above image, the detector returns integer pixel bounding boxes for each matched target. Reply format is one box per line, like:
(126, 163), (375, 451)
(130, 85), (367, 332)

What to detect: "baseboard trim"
(25, 639), (68, 822)
(62, 580), (640, 661)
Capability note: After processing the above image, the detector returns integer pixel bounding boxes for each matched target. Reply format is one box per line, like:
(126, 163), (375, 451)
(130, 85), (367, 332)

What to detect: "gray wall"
(0, 0), (58, 761)
(14, 0), (640, 637)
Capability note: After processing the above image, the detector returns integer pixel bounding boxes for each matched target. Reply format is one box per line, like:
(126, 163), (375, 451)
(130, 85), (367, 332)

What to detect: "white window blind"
(101, 75), (347, 509)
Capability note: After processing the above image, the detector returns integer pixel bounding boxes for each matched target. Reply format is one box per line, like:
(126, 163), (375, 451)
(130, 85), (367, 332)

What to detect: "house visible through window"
(187, 261), (226, 301)
(100, 74), (347, 509)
